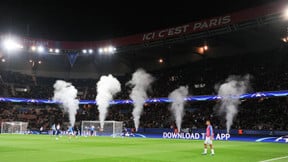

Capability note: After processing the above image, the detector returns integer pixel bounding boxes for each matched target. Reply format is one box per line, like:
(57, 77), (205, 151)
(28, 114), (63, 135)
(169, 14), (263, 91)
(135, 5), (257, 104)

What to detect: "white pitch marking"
(259, 155), (288, 162)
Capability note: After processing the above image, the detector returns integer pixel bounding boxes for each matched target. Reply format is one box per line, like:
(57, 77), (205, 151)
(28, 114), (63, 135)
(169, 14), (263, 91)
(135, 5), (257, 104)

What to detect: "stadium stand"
(1, 51), (288, 132)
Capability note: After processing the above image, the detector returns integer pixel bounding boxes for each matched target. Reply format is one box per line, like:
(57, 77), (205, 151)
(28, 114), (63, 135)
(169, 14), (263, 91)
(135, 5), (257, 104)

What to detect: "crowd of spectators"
(0, 51), (288, 131)
(0, 97), (287, 131)
(0, 102), (64, 130)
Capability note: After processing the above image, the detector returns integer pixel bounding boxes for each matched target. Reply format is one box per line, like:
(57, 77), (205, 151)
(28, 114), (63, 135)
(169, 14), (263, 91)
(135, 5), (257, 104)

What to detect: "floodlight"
(31, 46), (36, 51)
(98, 45), (116, 54)
(108, 46), (113, 53)
(55, 49), (60, 53)
(37, 46), (44, 53)
(284, 7), (288, 19)
(2, 39), (23, 51)
(98, 48), (103, 54)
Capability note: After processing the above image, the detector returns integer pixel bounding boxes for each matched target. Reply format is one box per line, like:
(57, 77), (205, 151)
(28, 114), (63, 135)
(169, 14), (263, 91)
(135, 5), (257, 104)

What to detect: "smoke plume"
(168, 86), (189, 132)
(53, 80), (79, 127)
(128, 69), (154, 131)
(96, 74), (121, 129)
(216, 75), (250, 133)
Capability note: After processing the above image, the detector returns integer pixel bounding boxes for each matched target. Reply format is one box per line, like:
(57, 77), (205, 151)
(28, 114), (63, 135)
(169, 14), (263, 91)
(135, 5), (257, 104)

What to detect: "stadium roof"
(0, 0), (287, 78)
(0, 0), (274, 41)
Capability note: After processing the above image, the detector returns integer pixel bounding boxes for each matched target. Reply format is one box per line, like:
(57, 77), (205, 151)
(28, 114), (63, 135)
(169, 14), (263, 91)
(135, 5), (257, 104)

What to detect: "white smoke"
(216, 75), (250, 133)
(96, 74), (121, 129)
(168, 86), (189, 132)
(128, 69), (154, 132)
(53, 80), (79, 127)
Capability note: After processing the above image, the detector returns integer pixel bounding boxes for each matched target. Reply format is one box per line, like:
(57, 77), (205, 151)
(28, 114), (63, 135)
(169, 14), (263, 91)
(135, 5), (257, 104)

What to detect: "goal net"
(81, 121), (123, 137)
(1, 121), (28, 134)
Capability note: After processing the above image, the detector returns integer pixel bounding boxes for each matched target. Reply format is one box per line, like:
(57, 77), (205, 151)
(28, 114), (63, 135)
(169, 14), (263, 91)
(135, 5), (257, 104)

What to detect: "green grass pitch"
(0, 134), (287, 162)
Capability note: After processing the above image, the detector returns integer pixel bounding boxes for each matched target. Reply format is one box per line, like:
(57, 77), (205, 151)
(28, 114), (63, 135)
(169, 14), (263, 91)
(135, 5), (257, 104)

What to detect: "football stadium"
(0, 0), (288, 162)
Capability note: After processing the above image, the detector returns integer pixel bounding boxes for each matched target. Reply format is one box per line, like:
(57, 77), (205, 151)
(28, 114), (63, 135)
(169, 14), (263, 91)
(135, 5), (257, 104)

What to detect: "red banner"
(142, 16), (231, 41)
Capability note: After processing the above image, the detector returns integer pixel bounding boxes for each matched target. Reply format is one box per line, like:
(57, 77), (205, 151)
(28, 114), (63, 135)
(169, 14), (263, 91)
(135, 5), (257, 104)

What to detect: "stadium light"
(2, 39), (23, 51)
(48, 48), (60, 54)
(31, 46), (36, 51)
(284, 7), (288, 19)
(88, 49), (93, 54)
(196, 47), (204, 55)
(108, 46), (113, 53)
(98, 45), (116, 54)
(55, 49), (60, 53)
(98, 48), (103, 54)
(82, 49), (87, 54)
(37, 46), (44, 53)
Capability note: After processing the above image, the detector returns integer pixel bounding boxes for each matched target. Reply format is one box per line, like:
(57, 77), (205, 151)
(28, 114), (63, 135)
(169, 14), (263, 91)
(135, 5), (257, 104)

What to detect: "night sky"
(0, 0), (274, 41)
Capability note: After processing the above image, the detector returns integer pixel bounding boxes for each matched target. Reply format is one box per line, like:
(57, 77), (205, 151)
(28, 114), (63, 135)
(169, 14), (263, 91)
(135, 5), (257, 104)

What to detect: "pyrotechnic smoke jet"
(215, 75), (250, 133)
(168, 86), (189, 132)
(128, 69), (154, 132)
(53, 80), (79, 127)
(96, 74), (121, 129)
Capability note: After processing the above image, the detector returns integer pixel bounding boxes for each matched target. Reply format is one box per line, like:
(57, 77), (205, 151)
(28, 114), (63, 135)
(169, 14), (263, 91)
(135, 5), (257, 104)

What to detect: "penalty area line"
(259, 155), (288, 162)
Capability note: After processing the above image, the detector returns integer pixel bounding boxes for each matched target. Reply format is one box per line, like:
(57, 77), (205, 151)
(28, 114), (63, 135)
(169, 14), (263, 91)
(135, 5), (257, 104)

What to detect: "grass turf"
(0, 134), (287, 162)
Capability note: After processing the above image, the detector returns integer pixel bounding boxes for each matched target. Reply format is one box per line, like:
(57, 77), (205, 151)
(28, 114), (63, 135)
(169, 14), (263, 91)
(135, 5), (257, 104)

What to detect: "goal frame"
(81, 120), (123, 137)
(1, 121), (29, 134)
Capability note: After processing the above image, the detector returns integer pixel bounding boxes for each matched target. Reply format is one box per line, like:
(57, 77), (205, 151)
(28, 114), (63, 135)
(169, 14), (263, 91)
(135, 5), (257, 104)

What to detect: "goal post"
(81, 121), (123, 137)
(1, 121), (28, 134)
